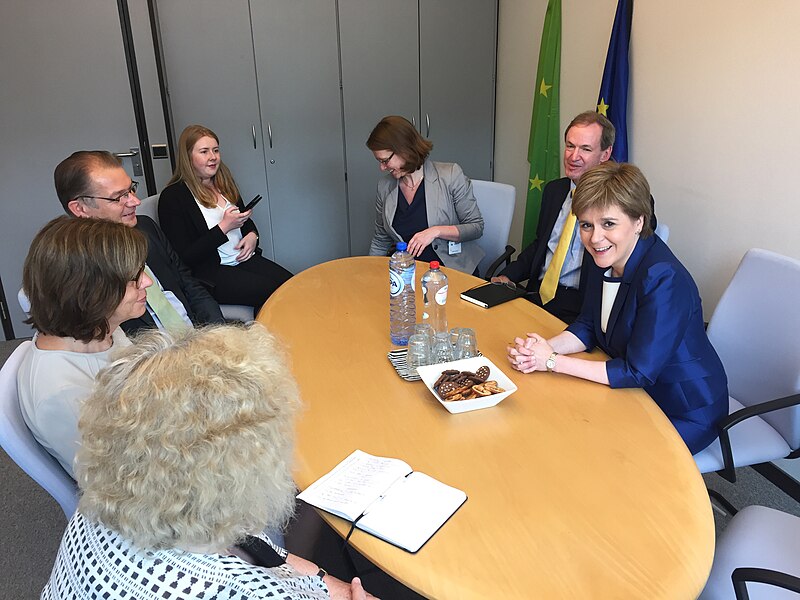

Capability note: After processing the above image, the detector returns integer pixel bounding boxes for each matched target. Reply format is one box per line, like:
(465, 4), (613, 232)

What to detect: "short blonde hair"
(572, 162), (653, 238)
(76, 324), (301, 550)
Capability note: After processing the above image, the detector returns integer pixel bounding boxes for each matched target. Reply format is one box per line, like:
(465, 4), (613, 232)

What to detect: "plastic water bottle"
(421, 261), (448, 335)
(389, 242), (416, 345)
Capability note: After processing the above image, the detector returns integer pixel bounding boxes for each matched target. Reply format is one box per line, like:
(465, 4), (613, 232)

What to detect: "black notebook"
(460, 282), (526, 308)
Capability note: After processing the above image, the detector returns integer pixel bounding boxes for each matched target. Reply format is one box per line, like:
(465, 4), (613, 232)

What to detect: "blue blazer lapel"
(602, 236), (656, 340)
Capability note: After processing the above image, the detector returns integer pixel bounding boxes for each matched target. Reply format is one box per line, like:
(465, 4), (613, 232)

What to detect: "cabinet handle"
(267, 123), (273, 149)
(411, 115), (416, 128)
(113, 149), (139, 158)
(426, 113), (430, 137)
(252, 125), (257, 149)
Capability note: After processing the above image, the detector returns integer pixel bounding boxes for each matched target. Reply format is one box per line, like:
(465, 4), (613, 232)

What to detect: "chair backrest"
(138, 194), (160, 224)
(471, 180), (516, 278)
(706, 248), (800, 448)
(0, 341), (78, 517)
(654, 222), (670, 244)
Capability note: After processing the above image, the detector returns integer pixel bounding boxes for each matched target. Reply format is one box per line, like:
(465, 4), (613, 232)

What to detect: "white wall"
(495, 0), (800, 317)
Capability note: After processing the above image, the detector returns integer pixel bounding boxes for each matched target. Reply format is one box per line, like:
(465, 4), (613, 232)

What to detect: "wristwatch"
(316, 567), (328, 579)
(546, 351), (559, 372)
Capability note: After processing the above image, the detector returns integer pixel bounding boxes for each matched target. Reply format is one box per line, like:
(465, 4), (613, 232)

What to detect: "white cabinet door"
(0, 0), (146, 335)
(156, 0), (276, 259)
(419, 0), (497, 180)
(250, 0), (349, 273)
(339, 0), (421, 257)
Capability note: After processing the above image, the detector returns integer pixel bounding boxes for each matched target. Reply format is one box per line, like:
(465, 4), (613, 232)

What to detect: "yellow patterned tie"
(143, 266), (191, 331)
(539, 208), (577, 305)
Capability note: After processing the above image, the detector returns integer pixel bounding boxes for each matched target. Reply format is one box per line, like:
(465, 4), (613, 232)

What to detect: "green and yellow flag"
(522, 0), (562, 248)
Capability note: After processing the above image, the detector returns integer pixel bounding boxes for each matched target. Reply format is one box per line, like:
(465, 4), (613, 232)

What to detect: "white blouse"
(195, 196), (243, 266)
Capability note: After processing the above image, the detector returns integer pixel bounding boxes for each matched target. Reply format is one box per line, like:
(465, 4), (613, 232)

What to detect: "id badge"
(448, 241), (462, 255)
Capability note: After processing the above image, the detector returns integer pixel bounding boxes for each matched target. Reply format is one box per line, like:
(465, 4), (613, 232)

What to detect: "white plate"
(416, 356), (517, 414)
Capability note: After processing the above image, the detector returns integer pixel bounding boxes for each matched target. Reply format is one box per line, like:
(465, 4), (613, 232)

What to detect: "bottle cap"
(430, 261), (440, 269)
(396, 242), (408, 251)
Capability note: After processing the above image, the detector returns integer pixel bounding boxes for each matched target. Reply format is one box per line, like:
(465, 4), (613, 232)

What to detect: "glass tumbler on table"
(406, 334), (432, 376)
(455, 328), (478, 359)
(414, 323), (435, 349)
(432, 332), (455, 364)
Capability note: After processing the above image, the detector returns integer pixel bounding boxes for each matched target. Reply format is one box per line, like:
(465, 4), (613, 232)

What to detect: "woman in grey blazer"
(366, 116), (484, 274)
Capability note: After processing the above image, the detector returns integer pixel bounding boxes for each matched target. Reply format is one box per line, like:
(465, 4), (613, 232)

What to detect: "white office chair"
(654, 222), (670, 244)
(471, 180), (517, 279)
(138, 193), (160, 222)
(0, 341), (78, 517)
(140, 193), (255, 322)
(693, 249), (800, 483)
(700, 505), (800, 600)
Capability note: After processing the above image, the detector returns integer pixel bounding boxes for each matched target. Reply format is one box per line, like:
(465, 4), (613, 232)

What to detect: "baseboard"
(753, 462), (800, 503)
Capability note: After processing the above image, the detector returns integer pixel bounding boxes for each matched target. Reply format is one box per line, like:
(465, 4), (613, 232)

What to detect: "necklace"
(402, 174), (423, 189)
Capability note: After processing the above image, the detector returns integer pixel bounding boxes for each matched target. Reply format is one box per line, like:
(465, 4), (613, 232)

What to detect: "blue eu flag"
(597, 0), (633, 162)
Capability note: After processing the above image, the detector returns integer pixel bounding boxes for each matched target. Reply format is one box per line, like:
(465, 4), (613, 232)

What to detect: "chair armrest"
(716, 392), (800, 482)
(732, 567), (800, 600)
(484, 245), (516, 280)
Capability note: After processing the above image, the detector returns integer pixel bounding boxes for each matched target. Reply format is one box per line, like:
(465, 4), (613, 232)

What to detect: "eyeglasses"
(376, 152), (394, 166)
(492, 280), (517, 290)
(80, 180), (139, 203)
(131, 264), (147, 287)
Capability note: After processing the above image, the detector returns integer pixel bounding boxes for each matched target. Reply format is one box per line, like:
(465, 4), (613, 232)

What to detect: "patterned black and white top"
(42, 512), (330, 600)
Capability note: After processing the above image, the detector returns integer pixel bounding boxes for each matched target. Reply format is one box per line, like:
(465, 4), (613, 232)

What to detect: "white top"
(600, 268), (621, 333)
(17, 328), (131, 477)
(195, 195), (243, 266)
(42, 512), (330, 600)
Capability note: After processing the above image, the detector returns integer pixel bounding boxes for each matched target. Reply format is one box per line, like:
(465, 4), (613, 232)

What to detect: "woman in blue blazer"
(508, 162), (727, 454)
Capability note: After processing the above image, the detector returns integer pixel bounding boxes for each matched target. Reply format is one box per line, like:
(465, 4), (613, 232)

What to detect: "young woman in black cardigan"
(159, 125), (292, 312)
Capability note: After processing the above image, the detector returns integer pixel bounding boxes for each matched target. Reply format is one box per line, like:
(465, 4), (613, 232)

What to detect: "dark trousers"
(207, 256), (292, 311)
(524, 284), (583, 325)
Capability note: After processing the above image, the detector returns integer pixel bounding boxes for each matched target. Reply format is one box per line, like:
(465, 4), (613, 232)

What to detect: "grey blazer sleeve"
(443, 163), (483, 242)
(368, 180), (396, 256)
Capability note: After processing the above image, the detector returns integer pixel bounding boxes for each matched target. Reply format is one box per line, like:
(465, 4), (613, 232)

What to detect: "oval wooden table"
(258, 256), (714, 599)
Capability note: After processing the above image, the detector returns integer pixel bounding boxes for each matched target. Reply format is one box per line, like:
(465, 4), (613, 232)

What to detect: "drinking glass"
(455, 328), (478, 359)
(432, 332), (455, 364)
(414, 323), (435, 348)
(449, 327), (462, 348)
(406, 334), (432, 376)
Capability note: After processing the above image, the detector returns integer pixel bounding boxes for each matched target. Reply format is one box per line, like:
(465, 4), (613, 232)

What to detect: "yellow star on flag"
(529, 174), (544, 191)
(539, 78), (552, 98)
(597, 98), (609, 116)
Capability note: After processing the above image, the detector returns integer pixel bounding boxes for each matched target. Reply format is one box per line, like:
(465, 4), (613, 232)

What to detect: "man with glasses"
(491, 111), (656, 324)
(54, 150), (224, 334)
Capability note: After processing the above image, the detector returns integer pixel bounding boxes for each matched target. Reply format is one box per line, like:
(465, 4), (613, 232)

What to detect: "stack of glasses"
(406, 325), (478, 376)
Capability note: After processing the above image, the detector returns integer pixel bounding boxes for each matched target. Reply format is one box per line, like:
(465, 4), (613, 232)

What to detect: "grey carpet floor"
(2, 338), (798, 599)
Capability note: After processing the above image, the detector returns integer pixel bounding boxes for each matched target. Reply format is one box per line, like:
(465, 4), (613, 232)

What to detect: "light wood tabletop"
(257, 256), (714, 599)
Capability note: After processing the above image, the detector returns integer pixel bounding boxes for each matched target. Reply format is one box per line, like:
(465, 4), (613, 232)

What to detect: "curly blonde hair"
(76, 323), (301, 551)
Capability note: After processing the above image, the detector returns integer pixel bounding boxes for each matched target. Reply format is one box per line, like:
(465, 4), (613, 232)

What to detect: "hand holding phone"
(242, 194), (262, 212)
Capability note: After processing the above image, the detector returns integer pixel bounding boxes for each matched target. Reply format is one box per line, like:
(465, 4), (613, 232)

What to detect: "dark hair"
(572, 162), (653, 238)
(168, 124), (241, 209)
(366, 116), (433, 173)
(23, 216), (148, 341)
(565, 111), (616, 151)
(54, 151), (123, 213)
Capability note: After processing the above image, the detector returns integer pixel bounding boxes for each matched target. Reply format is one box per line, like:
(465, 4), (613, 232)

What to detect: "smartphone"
(242, 194), (262, 212)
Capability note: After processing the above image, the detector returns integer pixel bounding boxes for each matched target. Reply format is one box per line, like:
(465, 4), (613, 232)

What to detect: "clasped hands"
(507, 333), (553, 374)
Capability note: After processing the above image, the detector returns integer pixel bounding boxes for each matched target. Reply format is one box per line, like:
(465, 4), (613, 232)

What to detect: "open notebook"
(297, 450), (467, 553)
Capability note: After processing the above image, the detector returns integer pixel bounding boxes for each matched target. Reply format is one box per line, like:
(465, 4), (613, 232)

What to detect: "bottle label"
(435, 285), (448, 306)
(390, 270), (404, 297)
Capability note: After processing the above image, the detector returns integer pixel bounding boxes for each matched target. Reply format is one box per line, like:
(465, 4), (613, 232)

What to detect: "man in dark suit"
(493, 111), (655, 324)
(55, 150), (224, 335)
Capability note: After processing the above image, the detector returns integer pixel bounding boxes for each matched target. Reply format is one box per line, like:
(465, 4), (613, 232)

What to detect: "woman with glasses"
(507, 163), (727, 455)
(366, 116), (484, 274)
(17, 216), (152, 477)
(159, 125), (292, 313)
